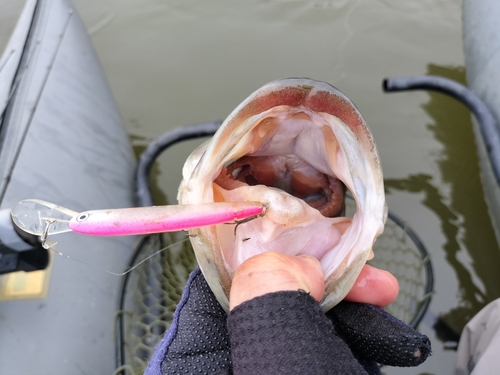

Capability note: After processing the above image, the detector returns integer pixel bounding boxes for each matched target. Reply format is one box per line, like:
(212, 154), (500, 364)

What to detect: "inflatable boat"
(463, 0), (500, 245)
(0, 0), (137, 374)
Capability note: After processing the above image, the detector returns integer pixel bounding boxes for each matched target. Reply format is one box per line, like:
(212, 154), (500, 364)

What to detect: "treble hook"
(232, 204), (267, 237)
(41, 219), (55, 249)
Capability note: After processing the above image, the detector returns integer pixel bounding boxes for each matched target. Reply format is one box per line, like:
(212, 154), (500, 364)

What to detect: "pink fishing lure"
(68, 201), (265, 236)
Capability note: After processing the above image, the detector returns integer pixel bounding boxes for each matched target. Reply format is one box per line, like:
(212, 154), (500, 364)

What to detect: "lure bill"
(11, 199), (265, 238)
(11, 199), (77, 237)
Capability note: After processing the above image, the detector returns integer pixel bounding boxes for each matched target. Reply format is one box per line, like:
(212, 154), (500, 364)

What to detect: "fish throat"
(216, 153), (346, 218)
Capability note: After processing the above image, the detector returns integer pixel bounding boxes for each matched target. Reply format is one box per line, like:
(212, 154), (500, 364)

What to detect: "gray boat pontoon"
(463, 0), (500, 246)
(0, 0), (136, 373)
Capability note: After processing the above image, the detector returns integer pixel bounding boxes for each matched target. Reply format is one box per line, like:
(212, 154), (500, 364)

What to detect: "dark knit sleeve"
(226, 291), (368, 375)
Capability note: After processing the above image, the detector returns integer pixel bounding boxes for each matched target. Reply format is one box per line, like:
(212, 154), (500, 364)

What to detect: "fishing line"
(42, 232), (189, 276)
(0, 38), (39, 123)
(0, 49), (14, 76)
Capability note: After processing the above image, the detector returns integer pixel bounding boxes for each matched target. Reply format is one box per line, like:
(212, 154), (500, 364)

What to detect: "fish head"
(178, 78), (386, 312)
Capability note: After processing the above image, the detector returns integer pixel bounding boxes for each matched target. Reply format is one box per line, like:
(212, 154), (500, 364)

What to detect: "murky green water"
(3, 0), (499, 373)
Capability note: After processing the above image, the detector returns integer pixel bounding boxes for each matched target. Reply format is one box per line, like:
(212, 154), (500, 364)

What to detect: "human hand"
(226, 252), (428, 374)
(229, 251), (399, 310)
(145, 253), (430, 375)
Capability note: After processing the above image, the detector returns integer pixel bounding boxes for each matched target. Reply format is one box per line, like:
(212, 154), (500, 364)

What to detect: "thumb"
(230, 252), (325, 310)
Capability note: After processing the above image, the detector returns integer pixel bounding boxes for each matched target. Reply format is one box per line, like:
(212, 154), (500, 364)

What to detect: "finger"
(344, 264), (399, 307)
(230, 252), (325, 310)
(295, 254), (325, 301)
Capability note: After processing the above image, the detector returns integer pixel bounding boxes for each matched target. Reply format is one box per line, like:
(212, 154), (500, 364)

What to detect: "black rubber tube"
(383, 75), (500, 187)
(134, 121), (222, 207)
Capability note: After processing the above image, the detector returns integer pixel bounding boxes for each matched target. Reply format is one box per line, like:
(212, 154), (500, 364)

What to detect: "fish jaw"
(178, 78), (386, 312)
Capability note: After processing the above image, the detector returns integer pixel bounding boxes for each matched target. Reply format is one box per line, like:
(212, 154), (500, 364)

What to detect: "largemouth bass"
(178, 78), (386, 312)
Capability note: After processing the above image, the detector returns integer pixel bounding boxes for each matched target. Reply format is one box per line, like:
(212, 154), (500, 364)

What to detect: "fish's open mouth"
(209, 106), (360, 271)
(179, 78), (385, 311)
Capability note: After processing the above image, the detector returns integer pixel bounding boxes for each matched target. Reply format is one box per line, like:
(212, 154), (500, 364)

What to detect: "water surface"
(3, 0), (499, 373)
